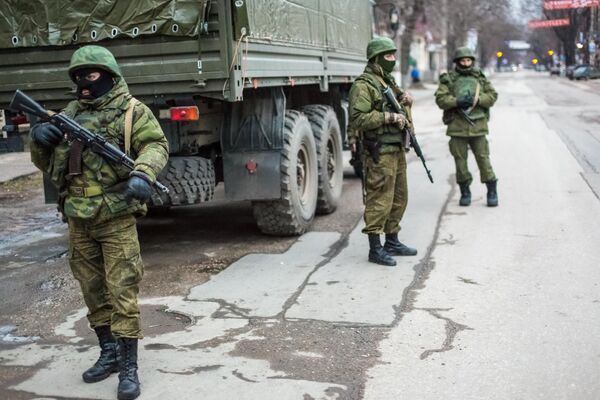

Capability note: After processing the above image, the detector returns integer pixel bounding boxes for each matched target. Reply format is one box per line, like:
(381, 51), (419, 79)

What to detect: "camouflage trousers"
(362, 149), (408, 235)
(68, 213), (144, 339)
(449, 136), (497, 186)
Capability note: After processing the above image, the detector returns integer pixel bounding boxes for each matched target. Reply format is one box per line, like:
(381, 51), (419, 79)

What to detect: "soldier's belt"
(68, 185), (103, 197)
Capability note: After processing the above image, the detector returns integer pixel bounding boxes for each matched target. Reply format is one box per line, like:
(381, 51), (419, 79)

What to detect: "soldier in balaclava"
(435, 46), (499, 207)
(348, 37), (418, 267)
(29, 45), (169, 400)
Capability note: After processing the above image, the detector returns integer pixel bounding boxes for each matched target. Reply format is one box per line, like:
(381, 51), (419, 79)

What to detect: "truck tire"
(152, 156), (216, 207)
(301, 105), (343, 214)
(252, 110), (318, 236)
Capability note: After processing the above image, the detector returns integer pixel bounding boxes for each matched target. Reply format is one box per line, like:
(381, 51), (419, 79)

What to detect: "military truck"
(0, 0), (372, 235)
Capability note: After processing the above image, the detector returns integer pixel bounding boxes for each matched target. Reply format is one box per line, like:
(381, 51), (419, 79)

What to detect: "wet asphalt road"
(1, 72), (600, 399)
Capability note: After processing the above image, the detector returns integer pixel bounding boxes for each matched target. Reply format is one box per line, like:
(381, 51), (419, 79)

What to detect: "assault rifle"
(381, 87), (434, 184)
(9, 90), (169, 194)
(458, 108), (475, 126)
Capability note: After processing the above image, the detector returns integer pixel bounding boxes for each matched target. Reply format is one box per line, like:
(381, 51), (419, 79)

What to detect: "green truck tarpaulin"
(0, 0), (370, 54)
(0, 0), (204, 48)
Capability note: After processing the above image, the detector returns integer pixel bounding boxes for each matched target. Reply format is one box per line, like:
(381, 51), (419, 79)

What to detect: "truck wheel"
(252, 110), (318, 235)
(301, 105), (343, 214)
(152, 156), (216, 207)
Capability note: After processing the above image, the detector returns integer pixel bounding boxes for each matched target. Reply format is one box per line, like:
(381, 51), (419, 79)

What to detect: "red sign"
(544, 0), (600, 10)
(528, 18), (571, 28)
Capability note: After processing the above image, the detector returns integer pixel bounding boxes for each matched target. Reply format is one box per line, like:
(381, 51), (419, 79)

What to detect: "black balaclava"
(376, 53), (396, 74)
(74, 68), (115, 99)
(456, 59), (474, 74)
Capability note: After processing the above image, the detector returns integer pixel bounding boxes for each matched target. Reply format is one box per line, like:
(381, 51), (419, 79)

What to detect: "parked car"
(567, 64), (587, 80)
(549, 66), (561, 76)
(573, 65), (600, 80)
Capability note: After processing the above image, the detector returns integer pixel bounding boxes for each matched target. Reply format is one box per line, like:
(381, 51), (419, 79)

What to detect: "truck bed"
(0, 0), (371, 108)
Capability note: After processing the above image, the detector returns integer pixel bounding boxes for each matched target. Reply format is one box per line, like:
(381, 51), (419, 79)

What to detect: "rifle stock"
(9, 90), (169, 194)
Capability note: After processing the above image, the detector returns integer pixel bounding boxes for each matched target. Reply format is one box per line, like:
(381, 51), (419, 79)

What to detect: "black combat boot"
(459, 183), (471, 206)
(368, 234), (396, 266)
(384, 233), (418, 256)
(486, 180), (498, 207)
(117, 338), (140, 400)
(82, 325), (119, 383)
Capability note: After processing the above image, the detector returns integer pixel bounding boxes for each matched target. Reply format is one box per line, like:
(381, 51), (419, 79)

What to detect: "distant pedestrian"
(435, 46), (499, 207)
(29, 45), (168, 400)
(348, 37), (418, 267)
(411, 67), (421, 84)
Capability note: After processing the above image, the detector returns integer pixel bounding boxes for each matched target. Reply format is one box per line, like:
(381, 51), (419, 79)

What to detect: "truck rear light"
(170, 106), (199, 121)
(246, 159), (258, 174)
(11, 114), (27, 125)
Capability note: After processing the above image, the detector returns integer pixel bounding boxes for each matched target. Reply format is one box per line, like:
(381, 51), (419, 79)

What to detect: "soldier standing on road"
(348, 37), (418, 267)
(29, 45), (168, 400)
(435, 47), (499, 207)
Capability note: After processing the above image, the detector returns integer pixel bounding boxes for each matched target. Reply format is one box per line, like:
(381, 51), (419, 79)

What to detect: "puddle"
(0, 325), (40, 344)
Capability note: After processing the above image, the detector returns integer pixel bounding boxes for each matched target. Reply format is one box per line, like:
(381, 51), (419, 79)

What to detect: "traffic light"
(532, 58), (539, 65)
(496, 51), (503, 58)
(548, 50), (554, 56)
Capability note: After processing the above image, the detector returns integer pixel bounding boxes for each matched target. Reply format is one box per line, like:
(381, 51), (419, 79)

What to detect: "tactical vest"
(443, 70), (490, 123)
(354, 73), (406, 145)
(54, 96), (145, 219)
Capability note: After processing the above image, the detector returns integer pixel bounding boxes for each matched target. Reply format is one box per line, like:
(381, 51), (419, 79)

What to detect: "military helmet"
(453, 47), (476, 62)
(68, 45), (122, 82)
(366, 37), (397, 61)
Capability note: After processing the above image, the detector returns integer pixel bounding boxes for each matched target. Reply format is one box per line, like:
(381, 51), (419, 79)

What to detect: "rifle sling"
(466, 82), (481, 114)
(124, 97), (139, 156)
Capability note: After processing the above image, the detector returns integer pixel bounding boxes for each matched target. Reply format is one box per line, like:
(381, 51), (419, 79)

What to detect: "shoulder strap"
(373, 74), (388, 89)
(467, 82), (481, 114)
(124, 97), (139, 156)
(356, 73), (385, 91)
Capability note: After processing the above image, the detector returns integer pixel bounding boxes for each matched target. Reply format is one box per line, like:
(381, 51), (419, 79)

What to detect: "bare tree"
(521, 0), (591, 65)
(399, 0), (426, 77)
(374, 0), (520, 76)
(373, 0), (426, 86)
(426, 0), (514, 69)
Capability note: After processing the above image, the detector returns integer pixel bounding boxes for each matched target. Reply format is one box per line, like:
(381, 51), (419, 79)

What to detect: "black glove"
(31, 123), (63, 148)
(457, 95), (474, 110)
(124, 171), (153, 204)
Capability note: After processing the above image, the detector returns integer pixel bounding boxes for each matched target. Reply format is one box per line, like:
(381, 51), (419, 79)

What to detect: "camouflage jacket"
(348, 63), (410, 152)
(435, 68), (497, 137)
(30, 79), (169, 221)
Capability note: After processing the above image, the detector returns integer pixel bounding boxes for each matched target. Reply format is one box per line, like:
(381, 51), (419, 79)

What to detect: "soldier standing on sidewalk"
(435, 47), (499, 207)
(29, 45), (168, 400)
(348, 37), (418, 267)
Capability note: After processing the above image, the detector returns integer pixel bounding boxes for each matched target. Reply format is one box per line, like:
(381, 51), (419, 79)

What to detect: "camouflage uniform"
(435, 48), (498, 187)
(349, 37), (417, 265)
(30, 46), (168, 338)
(349, 63), (409, 235)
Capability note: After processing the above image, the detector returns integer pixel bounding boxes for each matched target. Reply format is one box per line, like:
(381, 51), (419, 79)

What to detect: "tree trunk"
(400, 0), (425, 87)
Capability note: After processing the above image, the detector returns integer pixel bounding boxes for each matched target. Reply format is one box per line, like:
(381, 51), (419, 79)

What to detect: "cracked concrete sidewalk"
(0, 152), (37, 184)
(364, 73), (600, 400)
